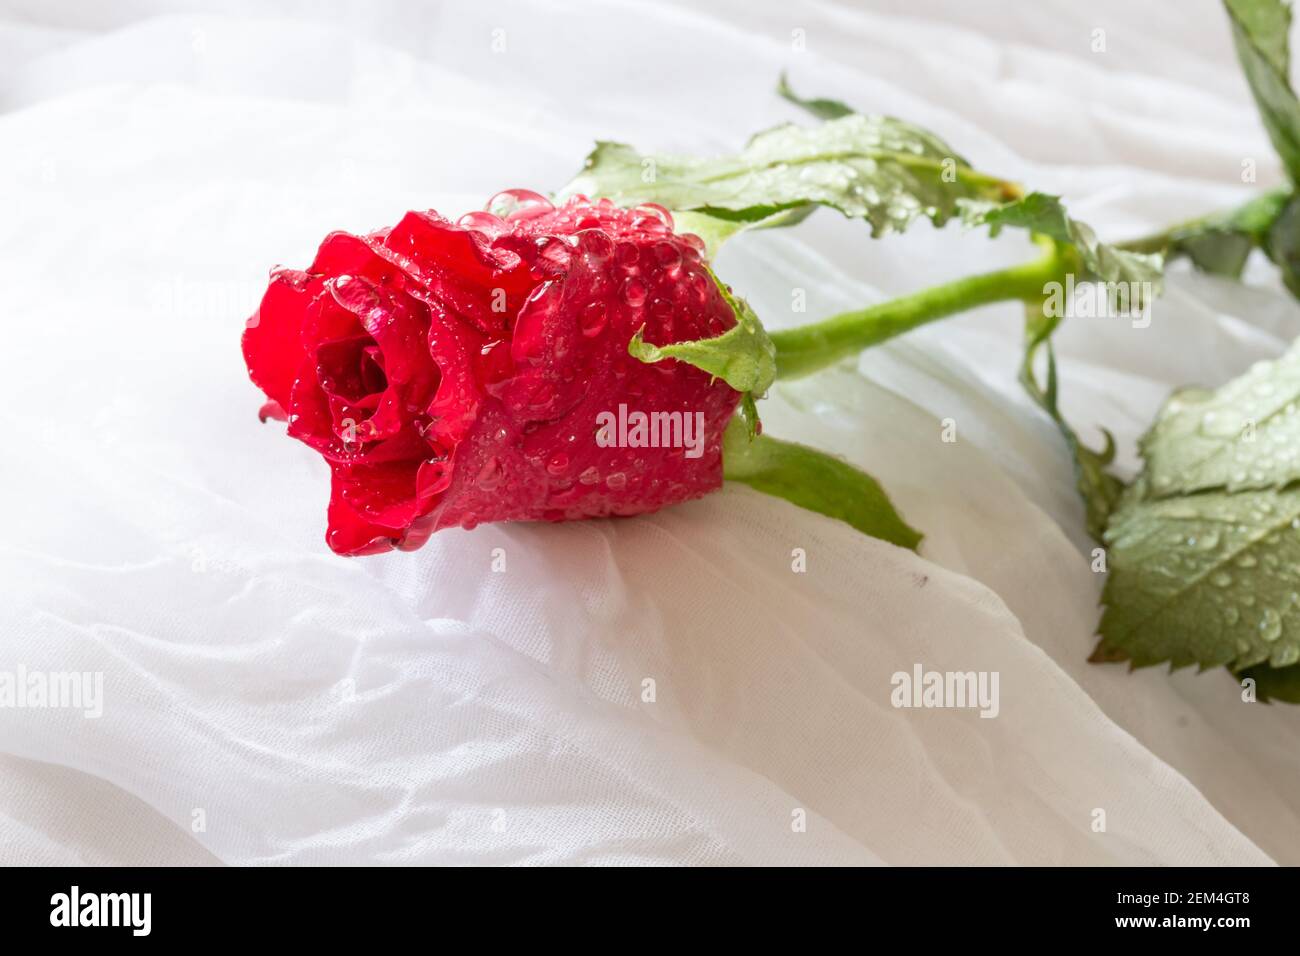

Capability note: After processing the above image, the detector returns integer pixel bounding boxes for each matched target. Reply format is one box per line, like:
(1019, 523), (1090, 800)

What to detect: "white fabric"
(1, 0), (1296, 865)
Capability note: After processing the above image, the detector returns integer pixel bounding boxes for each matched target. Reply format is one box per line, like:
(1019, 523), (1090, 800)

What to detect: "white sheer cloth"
(0, 0), (1294, 864)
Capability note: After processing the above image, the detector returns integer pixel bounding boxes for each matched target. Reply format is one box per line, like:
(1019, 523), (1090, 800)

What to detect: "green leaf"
(1240, 660), (1300, 701)
(559, 114), (1020, 254)
(1176, 188), (1289, 277)
(1265, 191), (1300, 294)
(1228, 0), (1292, 75)
(1225, 0), (1300, 180)
(776, 72), (854, 120)
(1096, 321), (1300, 686)
(721, 417), (922, 549)
(1117, 187), (1291, 279)
(1175, 231), (1256, 278)
(627, 269), (776, 407)
(1138, 339), (1300, 497)
(965, 192), (1165, 288)
(1124, 3), (1300, 286)
(1099, 484), (1300, 670)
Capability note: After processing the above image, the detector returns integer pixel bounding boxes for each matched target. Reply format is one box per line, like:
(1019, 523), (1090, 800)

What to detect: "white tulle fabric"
(1, 0), (1296, 865)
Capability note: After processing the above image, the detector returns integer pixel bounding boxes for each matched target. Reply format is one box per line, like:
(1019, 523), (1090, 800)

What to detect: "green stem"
(770, 239), (1073, 380)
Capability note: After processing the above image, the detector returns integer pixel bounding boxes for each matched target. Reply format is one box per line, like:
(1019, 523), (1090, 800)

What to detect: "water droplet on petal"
(329, 274), (380, 315)
(536, 237), (573, 273)
(622, 278), (647, 307)
(616, 241), (641, 273)
(486, 188), (554, 221)
(652, 241), (681, 273)
(690, 272), (711, 303)
(632, 202), (674, 230)
(271, 267), (312, 292)
(580, 301), (607, 338)
(456, 210), (508, 238)
(679, 233), (706, 256)
(577, 229), (614, 260)
(512, 281), (560, 364)
(476, 457), (503, 490)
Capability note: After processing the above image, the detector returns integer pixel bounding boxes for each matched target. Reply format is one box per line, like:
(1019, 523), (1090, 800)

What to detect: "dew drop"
(537, 237), (573, 272)
(456, 210), (508, 238)
(486, 188), (554, 221)
(512, 281), (559, 363)
(633, 202), (675, 231)
(580, 301), (607, 338)
(1259, 608), (1283, 642)
(622, 277), (647, 307)
(272, 267), (312, 292)
(652, 241), (682, 273)
(616, 241), (641, 273)
(577, 229), (614, 260)
(690, 272), (711, 303)
(329, 274), (380, 315)
(476, 456), (503, 490)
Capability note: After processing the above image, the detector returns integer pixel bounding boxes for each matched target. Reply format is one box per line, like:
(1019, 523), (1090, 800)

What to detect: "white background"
(0, 0), (1296, 865)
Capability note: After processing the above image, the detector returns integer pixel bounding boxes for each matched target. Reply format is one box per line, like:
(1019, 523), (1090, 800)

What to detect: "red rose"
(243, 191), (741, 555)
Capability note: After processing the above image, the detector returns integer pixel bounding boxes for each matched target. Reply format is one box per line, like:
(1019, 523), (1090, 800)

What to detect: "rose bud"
(242, 191), (753, 555)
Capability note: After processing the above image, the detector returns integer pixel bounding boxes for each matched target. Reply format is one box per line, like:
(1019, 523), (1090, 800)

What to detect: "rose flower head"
(242, 190), (743, 555)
